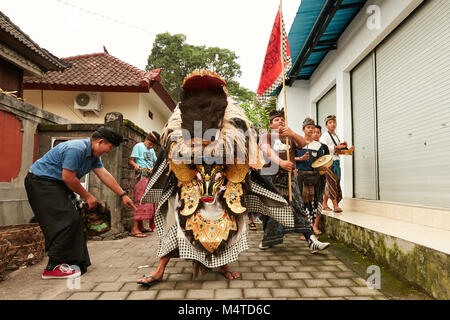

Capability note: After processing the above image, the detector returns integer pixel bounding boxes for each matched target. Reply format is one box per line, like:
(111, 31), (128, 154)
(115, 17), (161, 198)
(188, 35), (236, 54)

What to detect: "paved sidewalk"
(0, 227), (386, 300)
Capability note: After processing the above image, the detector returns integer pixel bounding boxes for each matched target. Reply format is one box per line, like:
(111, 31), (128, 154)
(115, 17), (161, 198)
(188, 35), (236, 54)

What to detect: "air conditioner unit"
(74, 92), (102, 116)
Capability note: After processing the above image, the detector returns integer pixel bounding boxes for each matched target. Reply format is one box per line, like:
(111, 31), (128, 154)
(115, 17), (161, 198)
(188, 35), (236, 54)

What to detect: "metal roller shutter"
(317, 86), (336, 129)
(351, 53), (378, 200)
(376, 0), (450, 208)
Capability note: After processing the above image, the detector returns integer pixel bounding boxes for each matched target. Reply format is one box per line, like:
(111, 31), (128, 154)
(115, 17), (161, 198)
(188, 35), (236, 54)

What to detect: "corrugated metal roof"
(287, 0), (366, 82)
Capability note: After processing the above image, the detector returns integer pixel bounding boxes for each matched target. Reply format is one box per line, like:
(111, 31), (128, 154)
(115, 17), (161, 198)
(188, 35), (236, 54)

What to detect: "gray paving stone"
(328, 278), (358, 287)
(156, 289), (186, 300)
(127, 290), (158, 300)
(202, 281), (229, 289)
(324, 287), (355, 297)
(304, 279), (332, 288)
(92, 282), (125, 292)
(280, 260), (303, 266)
(298, 288), (328, 298)
(229, 280), (255, 289)
(345, 296), (375, 300)
(288, 272), (313, 279)
(251, 266), (274, 273)
(215, 289), (243, 299)
(254, 280), (281, 288)
(311, 272), (337, 279)
(279, 279), (307, 288)
(350, 287), (384, 296)
(168, 273), (192, 281)
(120, 282), (150, 291)
(67, 292), (101, 300)
(264, 272), (289, 280)
(186, 289), (215, 299)
(97, 291), (129, 300)
(336, 271), (358, 278)
(241, 272), (266, 280)
(273, 266), (297, 272)
(175, 281), (203, 290)
(243, 288), (272, 299)
(317, 266), (341, 272)
(260, 261), (282, 266)
(271, 288), (301, 298)
(295, 266), (318, 272)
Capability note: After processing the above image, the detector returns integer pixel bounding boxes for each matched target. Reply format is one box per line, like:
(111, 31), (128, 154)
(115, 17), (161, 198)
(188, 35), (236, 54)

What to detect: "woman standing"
(128, 131), (160, 237)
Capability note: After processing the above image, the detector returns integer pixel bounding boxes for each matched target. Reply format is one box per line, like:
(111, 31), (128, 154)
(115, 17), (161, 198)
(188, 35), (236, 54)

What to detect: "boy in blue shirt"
(128, 132), (159, 237)
(25, 126), (135, 279)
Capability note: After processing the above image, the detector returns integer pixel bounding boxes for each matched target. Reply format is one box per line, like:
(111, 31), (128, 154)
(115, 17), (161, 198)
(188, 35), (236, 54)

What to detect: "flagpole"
(279, 0), (292, 202)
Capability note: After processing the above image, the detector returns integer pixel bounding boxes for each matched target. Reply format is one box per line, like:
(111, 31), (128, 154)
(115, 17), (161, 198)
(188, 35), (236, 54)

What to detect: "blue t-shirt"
(130, 142), (157, 169)
(30, 138), (103, 181)
(295, 140), (325, 171)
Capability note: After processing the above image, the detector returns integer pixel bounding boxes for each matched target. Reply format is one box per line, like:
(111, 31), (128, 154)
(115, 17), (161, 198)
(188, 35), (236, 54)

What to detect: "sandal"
(248, 222), (257, 231)
(313, 228), (323, 235)
(323, 206), (333, 211)
(137, 274), (161, 287)
(333, 208), (343, 213)
(218, 269), (240, 280)
(139, 228), (153, 233)
(128, 232), (147, 238)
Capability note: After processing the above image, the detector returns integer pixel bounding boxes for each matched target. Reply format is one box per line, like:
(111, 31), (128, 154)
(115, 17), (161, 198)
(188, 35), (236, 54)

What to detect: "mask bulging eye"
(215, 172), (223, 181)
(196, 172), (203, 182)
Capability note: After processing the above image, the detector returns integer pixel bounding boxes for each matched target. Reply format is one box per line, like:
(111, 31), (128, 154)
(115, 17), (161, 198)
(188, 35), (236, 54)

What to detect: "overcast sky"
(2, 0), (301, 91)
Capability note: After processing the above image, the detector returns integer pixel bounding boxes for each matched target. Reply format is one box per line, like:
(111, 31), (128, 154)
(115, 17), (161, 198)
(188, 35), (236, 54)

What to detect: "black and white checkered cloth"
(141, 159), (296, 267)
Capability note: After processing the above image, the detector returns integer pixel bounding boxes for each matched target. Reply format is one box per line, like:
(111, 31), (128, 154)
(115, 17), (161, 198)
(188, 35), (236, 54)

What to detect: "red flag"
(256, 7), (292, 101)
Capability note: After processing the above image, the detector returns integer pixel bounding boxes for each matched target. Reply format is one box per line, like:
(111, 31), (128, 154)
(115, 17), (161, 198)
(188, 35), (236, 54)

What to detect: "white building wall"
(278, 80), (310, 135)
(284, 0), (424, 199)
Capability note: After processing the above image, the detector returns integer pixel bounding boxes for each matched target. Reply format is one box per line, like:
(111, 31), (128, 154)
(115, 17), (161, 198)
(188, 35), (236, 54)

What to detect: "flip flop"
(128, 232), (147, 238)
(137, 274), (161, 287)
(218, 269), (240, 280)
(333, 208), (343, 213)
(313, 229), (323, 235)
(323, 206), (333, 211)
(140, 229), (153, 233)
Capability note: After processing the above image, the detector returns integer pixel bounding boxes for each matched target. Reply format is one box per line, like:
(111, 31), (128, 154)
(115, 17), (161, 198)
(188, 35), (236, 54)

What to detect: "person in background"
(25, 126), (135, 279)
(258, 110), (330, 253)
(295, 118), (328, 235)
(319, 115), (346, 213)
(312, 124), (330, 233)
(128, 131), (160, 238)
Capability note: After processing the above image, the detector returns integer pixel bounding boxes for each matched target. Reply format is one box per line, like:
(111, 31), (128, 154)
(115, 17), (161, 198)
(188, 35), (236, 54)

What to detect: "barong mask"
(170, 148), (248, 216)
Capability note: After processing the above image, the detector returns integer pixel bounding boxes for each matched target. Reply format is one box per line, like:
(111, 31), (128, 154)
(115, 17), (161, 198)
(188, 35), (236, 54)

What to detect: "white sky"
(2, 0), (301, 92)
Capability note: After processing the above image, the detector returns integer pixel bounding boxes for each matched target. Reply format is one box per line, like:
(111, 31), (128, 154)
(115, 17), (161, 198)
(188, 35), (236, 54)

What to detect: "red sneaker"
(42, 264), (81, 279)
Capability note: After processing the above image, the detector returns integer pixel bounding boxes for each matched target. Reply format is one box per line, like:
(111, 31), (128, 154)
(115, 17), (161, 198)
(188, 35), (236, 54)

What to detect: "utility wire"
(55, 0), (157, 36)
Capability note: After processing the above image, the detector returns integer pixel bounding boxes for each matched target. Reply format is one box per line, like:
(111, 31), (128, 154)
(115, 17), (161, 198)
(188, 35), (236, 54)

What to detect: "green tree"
(240, 96), (277, 133)
(146, 32), (252, 104)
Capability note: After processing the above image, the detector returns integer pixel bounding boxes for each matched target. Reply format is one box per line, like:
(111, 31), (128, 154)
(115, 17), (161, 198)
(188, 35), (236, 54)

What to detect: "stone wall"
(36, 113), (154, 239)
(322, 215), (449, 300)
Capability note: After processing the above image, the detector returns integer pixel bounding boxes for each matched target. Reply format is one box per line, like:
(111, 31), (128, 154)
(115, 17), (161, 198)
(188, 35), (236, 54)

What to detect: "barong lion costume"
(140, 70), (297, 279)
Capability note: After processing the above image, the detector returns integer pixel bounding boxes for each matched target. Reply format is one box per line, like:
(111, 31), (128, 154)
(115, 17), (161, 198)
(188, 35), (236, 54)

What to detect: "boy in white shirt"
(319, 115), (347, 213)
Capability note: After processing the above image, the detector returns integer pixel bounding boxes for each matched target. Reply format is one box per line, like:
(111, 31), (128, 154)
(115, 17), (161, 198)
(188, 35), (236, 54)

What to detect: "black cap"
(95, 126), (125, 146)
(146, 131), (161, 145)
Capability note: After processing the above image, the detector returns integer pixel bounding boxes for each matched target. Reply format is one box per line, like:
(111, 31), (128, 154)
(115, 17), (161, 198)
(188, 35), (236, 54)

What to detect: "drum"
(335, 146), (355, 155)
(312, 155), (333, 175)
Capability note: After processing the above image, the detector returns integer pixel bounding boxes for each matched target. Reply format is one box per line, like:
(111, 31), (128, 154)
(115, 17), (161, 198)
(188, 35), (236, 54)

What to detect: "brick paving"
(0, 226), (386, 300)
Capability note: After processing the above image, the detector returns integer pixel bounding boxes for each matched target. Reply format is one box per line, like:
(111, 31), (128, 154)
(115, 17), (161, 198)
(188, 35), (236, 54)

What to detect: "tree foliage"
(146, 32), (273, 130)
